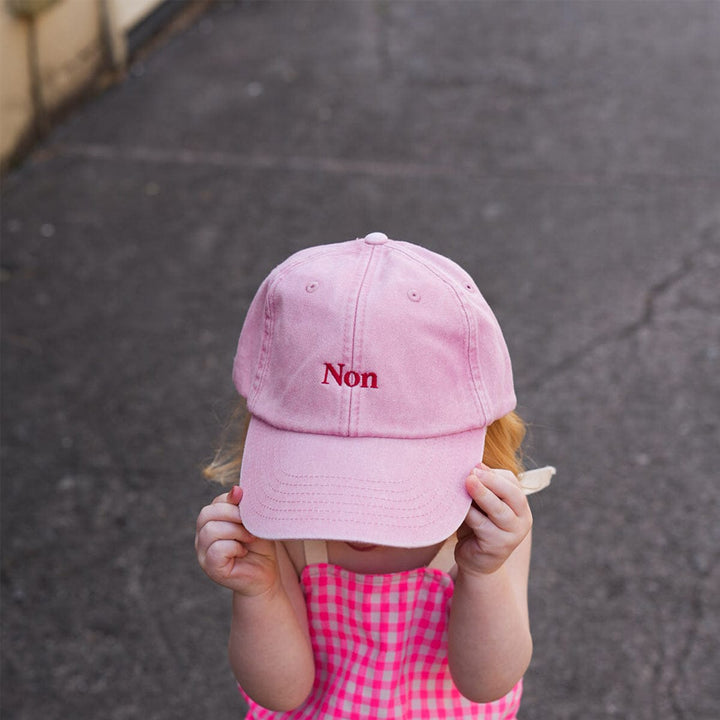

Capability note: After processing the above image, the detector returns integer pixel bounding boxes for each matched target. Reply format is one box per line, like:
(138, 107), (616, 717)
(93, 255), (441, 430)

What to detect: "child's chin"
(345, 541), (379, 552)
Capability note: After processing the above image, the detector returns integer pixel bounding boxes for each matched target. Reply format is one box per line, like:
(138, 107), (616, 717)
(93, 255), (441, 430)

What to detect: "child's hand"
(195, 486), (279, 597)
(455, 464), (533, 577)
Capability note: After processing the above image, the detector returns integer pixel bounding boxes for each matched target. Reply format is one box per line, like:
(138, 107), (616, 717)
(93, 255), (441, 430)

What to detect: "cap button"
(363, 232), (389, 245)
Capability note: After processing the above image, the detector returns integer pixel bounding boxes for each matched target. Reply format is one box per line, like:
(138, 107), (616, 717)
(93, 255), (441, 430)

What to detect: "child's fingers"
(471, 467), (528, 517)
(197, 501), (246, 530)
(200, 536), (247, 566)
(198, 518), (256, 547)
(466, 473), (512, 525)
(465, 471), (528, 532)
(195, 518), (256, 560)
(462, 504), (495, 536)
(207, 537), (249, 559)
(227, 485), (242, 505)
(201, 538), (250, 575)
(210, 485), (243, 506)
(195, 501), (257, 555)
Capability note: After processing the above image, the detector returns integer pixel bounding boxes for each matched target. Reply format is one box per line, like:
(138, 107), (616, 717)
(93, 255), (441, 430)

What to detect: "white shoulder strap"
(303, 539), (329, 565)
(518, 466), (556, 495)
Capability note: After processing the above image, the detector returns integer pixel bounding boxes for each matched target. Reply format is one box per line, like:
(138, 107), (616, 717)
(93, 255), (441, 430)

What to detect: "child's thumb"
(227, 485), (243, 505)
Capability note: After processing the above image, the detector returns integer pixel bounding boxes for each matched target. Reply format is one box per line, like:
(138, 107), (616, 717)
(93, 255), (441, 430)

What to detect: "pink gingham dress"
(241, 540), (522, 719)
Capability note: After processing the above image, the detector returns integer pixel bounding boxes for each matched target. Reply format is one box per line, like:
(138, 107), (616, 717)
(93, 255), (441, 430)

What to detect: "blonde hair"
(481, 410), (526, 476)
(203, 402), (251, 487)
(204, 405), (526, 486)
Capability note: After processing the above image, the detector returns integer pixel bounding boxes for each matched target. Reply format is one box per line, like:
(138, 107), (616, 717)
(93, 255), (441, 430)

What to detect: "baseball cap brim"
(238, 416), (486, 548)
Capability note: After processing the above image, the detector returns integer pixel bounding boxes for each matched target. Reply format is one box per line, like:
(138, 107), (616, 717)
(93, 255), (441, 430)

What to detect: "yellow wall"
(35, 0), (104, 110)
(0, 5), (33, 163)
(0, 0), (166, 169)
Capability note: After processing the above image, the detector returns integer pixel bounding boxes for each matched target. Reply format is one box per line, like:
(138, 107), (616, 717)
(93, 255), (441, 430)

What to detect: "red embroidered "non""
(322, 363), (379, 389)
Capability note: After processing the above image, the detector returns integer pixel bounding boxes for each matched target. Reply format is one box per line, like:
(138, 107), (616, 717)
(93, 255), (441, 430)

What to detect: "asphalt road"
(2, 2), (719, 719)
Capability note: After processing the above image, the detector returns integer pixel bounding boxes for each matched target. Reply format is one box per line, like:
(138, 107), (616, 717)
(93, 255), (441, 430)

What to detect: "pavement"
(2, 1), (719, 719)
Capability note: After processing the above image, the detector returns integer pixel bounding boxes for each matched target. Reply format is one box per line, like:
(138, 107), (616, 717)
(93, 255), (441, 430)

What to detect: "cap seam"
(348, 244), (377, 435)
(248, 476), (460, 522)
(388, 243), (490, 424)
(248, 242), (358, 414)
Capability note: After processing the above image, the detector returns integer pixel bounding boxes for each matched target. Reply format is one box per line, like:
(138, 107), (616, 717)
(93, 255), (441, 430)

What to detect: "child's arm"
(195, 487), (315, 711)
(448, 466), (534, 704)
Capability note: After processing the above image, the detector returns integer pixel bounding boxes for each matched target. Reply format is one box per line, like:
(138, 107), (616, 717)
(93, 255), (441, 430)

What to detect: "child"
(195, 233), (553, 719)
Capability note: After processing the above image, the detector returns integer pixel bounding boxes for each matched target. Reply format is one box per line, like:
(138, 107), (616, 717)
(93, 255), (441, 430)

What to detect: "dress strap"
(427, 536), (457, 573)
(518, 465), (556, 495)
(303, 539), (328, 565)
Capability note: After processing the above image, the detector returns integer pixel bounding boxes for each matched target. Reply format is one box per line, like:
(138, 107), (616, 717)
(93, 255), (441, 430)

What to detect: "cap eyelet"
(464, 282), (475, 292)
(306, 281), (319, 293)
(408, 289), (421, 302)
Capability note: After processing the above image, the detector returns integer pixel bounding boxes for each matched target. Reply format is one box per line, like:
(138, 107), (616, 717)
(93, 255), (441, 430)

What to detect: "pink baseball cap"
(233, 233), (516, 547)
